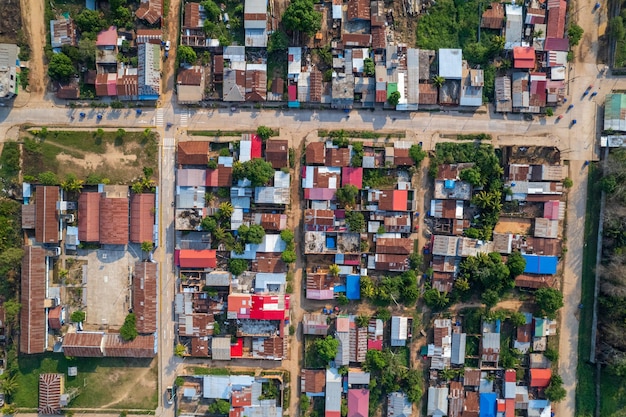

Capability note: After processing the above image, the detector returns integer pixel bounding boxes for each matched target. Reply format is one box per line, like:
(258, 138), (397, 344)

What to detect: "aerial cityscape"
(0, 0), (623, 416)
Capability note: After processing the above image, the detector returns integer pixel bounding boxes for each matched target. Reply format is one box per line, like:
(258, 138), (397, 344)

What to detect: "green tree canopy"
(567, 24), (584, 46)
(345, 211), (365, 232)
(178, 45), (197, 63)
(534, 288), (564, 319)
(506, 250), (526, 277)
(70, 310), (86, 323)
(281, 249), (296, 263)
(409, 144), (427, 166)
(228, 258), (248, 276)
(209, 399), (231, 415)
(201, 0), (221, 21)
(314, 336), (339, 364)
(141, 241), (154, 253)
(481, 289), (500, 309)
(48, 53), (76, 81)
(38, 171), (59, 185)
(544, 375), (566, 402)
(336, 185), (359, 208)
(256, 126), (274, 141)
(423, 287), (450, 309)
(268, 30), (289, 53)
(388, 91), (401, 106)
(120, 313), (138, 341)
(363, 58), (375, 76)
(283, 0), (322, 36)
(459, 167), (482, 186)
(75, 9), (105, 33)
(280, 229), (294, 244)
(233, 159), (275, 186)
(238, 224), (266, 244)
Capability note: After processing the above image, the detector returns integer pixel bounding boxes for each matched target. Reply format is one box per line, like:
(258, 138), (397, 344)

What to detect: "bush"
(282, 250), (296, 263)
(120, 313), (138, 341)
(280, 229), (294, 244)
(228, 258), (248, 276)
(70, 310), (86, 323)
(563, 177), (573, 188)
(345, 211), (365, 232)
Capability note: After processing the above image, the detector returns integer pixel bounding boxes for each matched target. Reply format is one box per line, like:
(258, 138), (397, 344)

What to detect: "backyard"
(20, 128), (158, 184)
(14, 354), (157, 410)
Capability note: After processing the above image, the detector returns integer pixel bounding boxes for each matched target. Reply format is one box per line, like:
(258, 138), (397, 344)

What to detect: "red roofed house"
(78, 192), (101, 242)
(21, 246), (46, 354)
(543, 200), (560, 220)
(547, 0), (566, 39)
(306, 142), (326, 165)
(136, 0), (162, 24)
(38, 373), (64, 414)
(206, 166), (234, 187)
(177, 141), (210, 165)
(35, 186), (60, 244)
(227, 293), (252, 319)
(134, 261), (157, 334)
(513, 47), (536, 69)
(249, 294), (290, 320)
(530, 368), (552, 388)
(342, 167), (363, 188)
(96, 26), (117, 47)
(378, 190), (409, 211)
(99, 194), (129, 245)
(177, 249), (217, 268)
(348, 389), (369, 417)
(130, 193), (155, 243)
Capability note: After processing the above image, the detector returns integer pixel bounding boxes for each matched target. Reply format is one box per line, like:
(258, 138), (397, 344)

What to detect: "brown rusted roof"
(481, 2), (504, 29)
(62, 332), (104, 357)
(433, 272), (454, 293)
(48, 305), (63, 330)
(116, 74), (138, 97)
(326, 148), (351, 167)
(463, 369), (481, 387)
(135, 0), (162, 24)
(257, 336), (284, 358)
(376, 238), (413, 255)
(272, 77), (284, 95)
(522, 237), (562, 256)
(100, 196), (129, 245)
(265, 139), (289, 169)
(463, 391), (479, 417)
(394, 148), (413, 166)
(347, 0), (371, 21)
(309, 70), (323, 102)
(38, 373), (63, 414)
(56, 82), (80, 99)
(517, 323), (533, 343)
(302, 369), (326, 393)
(371, 0), (386, 27)
(78, 192), (101, 242)
(245, 70), (267, 102)
(184, 2), (201, 28)
(515, 274), (558, 289)
(178, 141), (210, 165)
(419, 83), (438, 105)
(342, 33), (372, 47)
(191, 337), (210, 357)
(95, 73), (110, 96)
(20, 246), (46, 354)
(218, 166), (233, 187)
(306, 142), (326, 165)
(134, 262), (157, 334)
(178, 67), (203, 86)
(130, 193), (155, 243)
(371, 26), (386, 49)
(259, 213), (286, 231)
(35, 186), (59, 244)
(103, 333), (156, 358)
(22, 204), (35, 229)
(252, 253), (287, 273)
(375, 254), (409, 271)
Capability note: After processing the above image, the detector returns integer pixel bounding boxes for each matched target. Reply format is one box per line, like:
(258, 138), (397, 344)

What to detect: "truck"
(166, 386), (174, 405)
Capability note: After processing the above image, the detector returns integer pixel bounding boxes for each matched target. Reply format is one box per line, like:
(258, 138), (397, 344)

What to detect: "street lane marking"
(179, 111), (188, 127)
(156, 109), (164, 127)
(163, 138), (175, 149)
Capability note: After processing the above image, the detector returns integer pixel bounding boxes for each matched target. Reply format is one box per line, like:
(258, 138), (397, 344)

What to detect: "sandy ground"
(56, 144), (138, 170)
(493, 218), (533, 234)
(20, 0), (45, 97)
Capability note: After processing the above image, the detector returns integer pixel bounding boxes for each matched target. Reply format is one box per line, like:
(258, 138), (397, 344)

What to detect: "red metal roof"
(505, 399), (515, 417)
(228, 294), (252, 318)
(78, 192), (100, 242)
(177, 141), (210, 165)
(20, 246), (46, 354)
(505, 369), (516, 382)
(378, 189), (408, 211)
(130, 193), (155, 243)
(513, 47), (536, 69)
(249, 294), (289, 320)
(547, 0), (566, 38)
(178, 249), (217, 268)
(530, 368), (552, 387)
(96, 26), (117, 46)
(543, 200), (560, 220)
(48, 305), (63, 330)
(35, 186), (59, 244)
(341, 167), (363, 188)
(62, 332), (104, 357)
(230, 338), (244, 357)
(288, 85), (297, 102)
(100, 196), (129, 245)
(348, 389), (369, 417)
(368, 340), (382, 350)
(134, 261), (157, 334)
(38, 374), (63, 414)
(250, 134), (262, 158)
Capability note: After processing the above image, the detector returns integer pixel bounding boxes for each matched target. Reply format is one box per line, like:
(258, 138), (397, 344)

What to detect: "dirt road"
(20, 0), (45, 97)
(161, 0), (182, 106)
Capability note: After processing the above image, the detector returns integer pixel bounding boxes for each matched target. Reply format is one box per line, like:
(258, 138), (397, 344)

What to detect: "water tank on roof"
(444, 179), (455, 189)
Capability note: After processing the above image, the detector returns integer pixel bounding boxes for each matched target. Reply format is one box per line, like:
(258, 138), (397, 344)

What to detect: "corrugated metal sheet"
(20, 246), (47, 354)
(35, 186), (59, 243)
(100, 196), (129, 245)
(103, 333), (156, 357)
(130, 193), (155, 243)
(134, 262), (157, 334)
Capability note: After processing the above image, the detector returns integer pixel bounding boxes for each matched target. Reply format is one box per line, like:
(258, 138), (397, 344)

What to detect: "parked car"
(166, 386), (174, 405)
(165, 41), (171, 51)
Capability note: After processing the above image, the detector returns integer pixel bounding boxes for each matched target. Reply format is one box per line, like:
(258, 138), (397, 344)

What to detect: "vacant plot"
(84, 248), (139, 330)
(14, 354), (157, 409)
(494, 218), (532, 234)
(21, 129), (158, 184)
(0, 0), (21, 44)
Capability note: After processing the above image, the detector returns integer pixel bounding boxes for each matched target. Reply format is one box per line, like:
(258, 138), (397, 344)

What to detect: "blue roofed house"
(387, 392), (412, 417)
(325, 368), (342, 417)
(244, 0), (268, 47)
(522, 254), (558, 275)
(427, 387), (448, 416)
(451, 332), (466, 365)
(346, 275), (360, 300)
(479, 392), (497, 417)
(391, 316), (409, 347)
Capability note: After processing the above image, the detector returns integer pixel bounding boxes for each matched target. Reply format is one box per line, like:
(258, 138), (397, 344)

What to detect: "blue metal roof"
(479, 393), (497, 417)
(522, 254), (558, 275)
(346, 275), (360, 300)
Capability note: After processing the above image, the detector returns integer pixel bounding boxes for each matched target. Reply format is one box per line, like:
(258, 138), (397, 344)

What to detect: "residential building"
(390, 316), (409, 346)
(134, 261), (157, 334)
(438, 49), (463, 79)
(38, 374), (65, 414)
(130, 193), (155, 243)
(136, 0), (162, 24)
(178, 141), (210, 165)
(481, 3), (504, 29)
(301, 369), (326, 397)
(303, 314), (330, 335)
(138, 42), (161, 100)
(348, 389), (369, 417)
(177, 66), (205, 104)
(505, 5), (524, 49)
(50, 14), (77, 51)
(427, 387), (448, 416)
(0, 43), (20, 99)
(265, 140), (289, 169)
(244, 0), (268, 47)
(604, 93), (626, 132)
(325, 368), (342, 417)
(20, 246), (47, 354)
(387, 392), (412, 417)
(529, 368), (551, 388)
(35, 186), (60, 244)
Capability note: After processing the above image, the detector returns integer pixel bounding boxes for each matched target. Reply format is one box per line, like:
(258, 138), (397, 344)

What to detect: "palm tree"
(432, 75), (446, 88)
(61, 174), (84, 194)
(1, 375), (18, 401)
(141, 241), (154, 256)
(355, 315), (370, 328)
(218, 202), (234, 219)
(328, 264), (340, 277)
(440, 368), (456, 381)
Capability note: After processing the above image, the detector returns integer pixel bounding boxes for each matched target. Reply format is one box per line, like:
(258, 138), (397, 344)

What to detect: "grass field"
(21, 129), (158, 184)
(576, 164), (601, 417)
(14, 353), (157, 410)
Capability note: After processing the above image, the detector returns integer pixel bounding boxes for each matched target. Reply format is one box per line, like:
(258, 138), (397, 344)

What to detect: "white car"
(165, 41), (171, 51)
(166, 386), (174, 405)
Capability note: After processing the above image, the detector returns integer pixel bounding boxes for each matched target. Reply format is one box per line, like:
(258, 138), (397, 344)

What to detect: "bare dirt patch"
(0, 0), (21, 43)
(20, 0), (45, 95)
(494, 218), (532, 234)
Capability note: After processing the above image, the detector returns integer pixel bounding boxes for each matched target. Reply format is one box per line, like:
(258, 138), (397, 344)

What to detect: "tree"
(355, 315), (370, 328)
(345, 211), (365, 232)
(409, 144), (427, 165)
(388, 91), (401, 106)
(141, 241), (154, 253)
(202, 0), (221, 21)
(482, 289), (500, 309)
(75, 9), (104, 33)
(201, 216), (218, 232)
(509, 311), (527, 327)
(375, 308), (391, 322)
(120, 313), (138, 341)
(114, 6), (133, 28)
(4, 300), (20, 327)
(175, 376), (185, 387)
(314, 336), (339, 364)
(506, 250), (526, 277)
(178, 45), (197, 63)
(280, 229), (294, 244)
(300, 394), (310, 412)
(563, 177), (574, 189)
(48, 53), (76, 81)
(282, 250), (296, 263)
(256, 126), (274, 141)
(218, 201), (234, 219)
(235, 159), (275, 186)
(545, 107), (554, 117)
(239, 224), (266, 244)
(335, 185), (359, 208)
(459, 167), (482, 186)
(568, 23), (584, 46)
(61, 174), (84, 193)
(544, 375), (567, 402)
(363, 58), (375, 76)
(268, 30), (289, 53)
(209, 399), (231, 415)
(544, 347), (559, 362)
(38, 171), (59, 185)
(433, 75), (445, 88)
(1, 375), (18, 401)
(423, 288), (450, 309)
(283, 0), (322, 36)
(534, 288), (564, 319)
(328, 264), (341, 278)
(78, 38), (96, 67)
(70, 310), (86, 323)
(228, 259), (248, 276)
